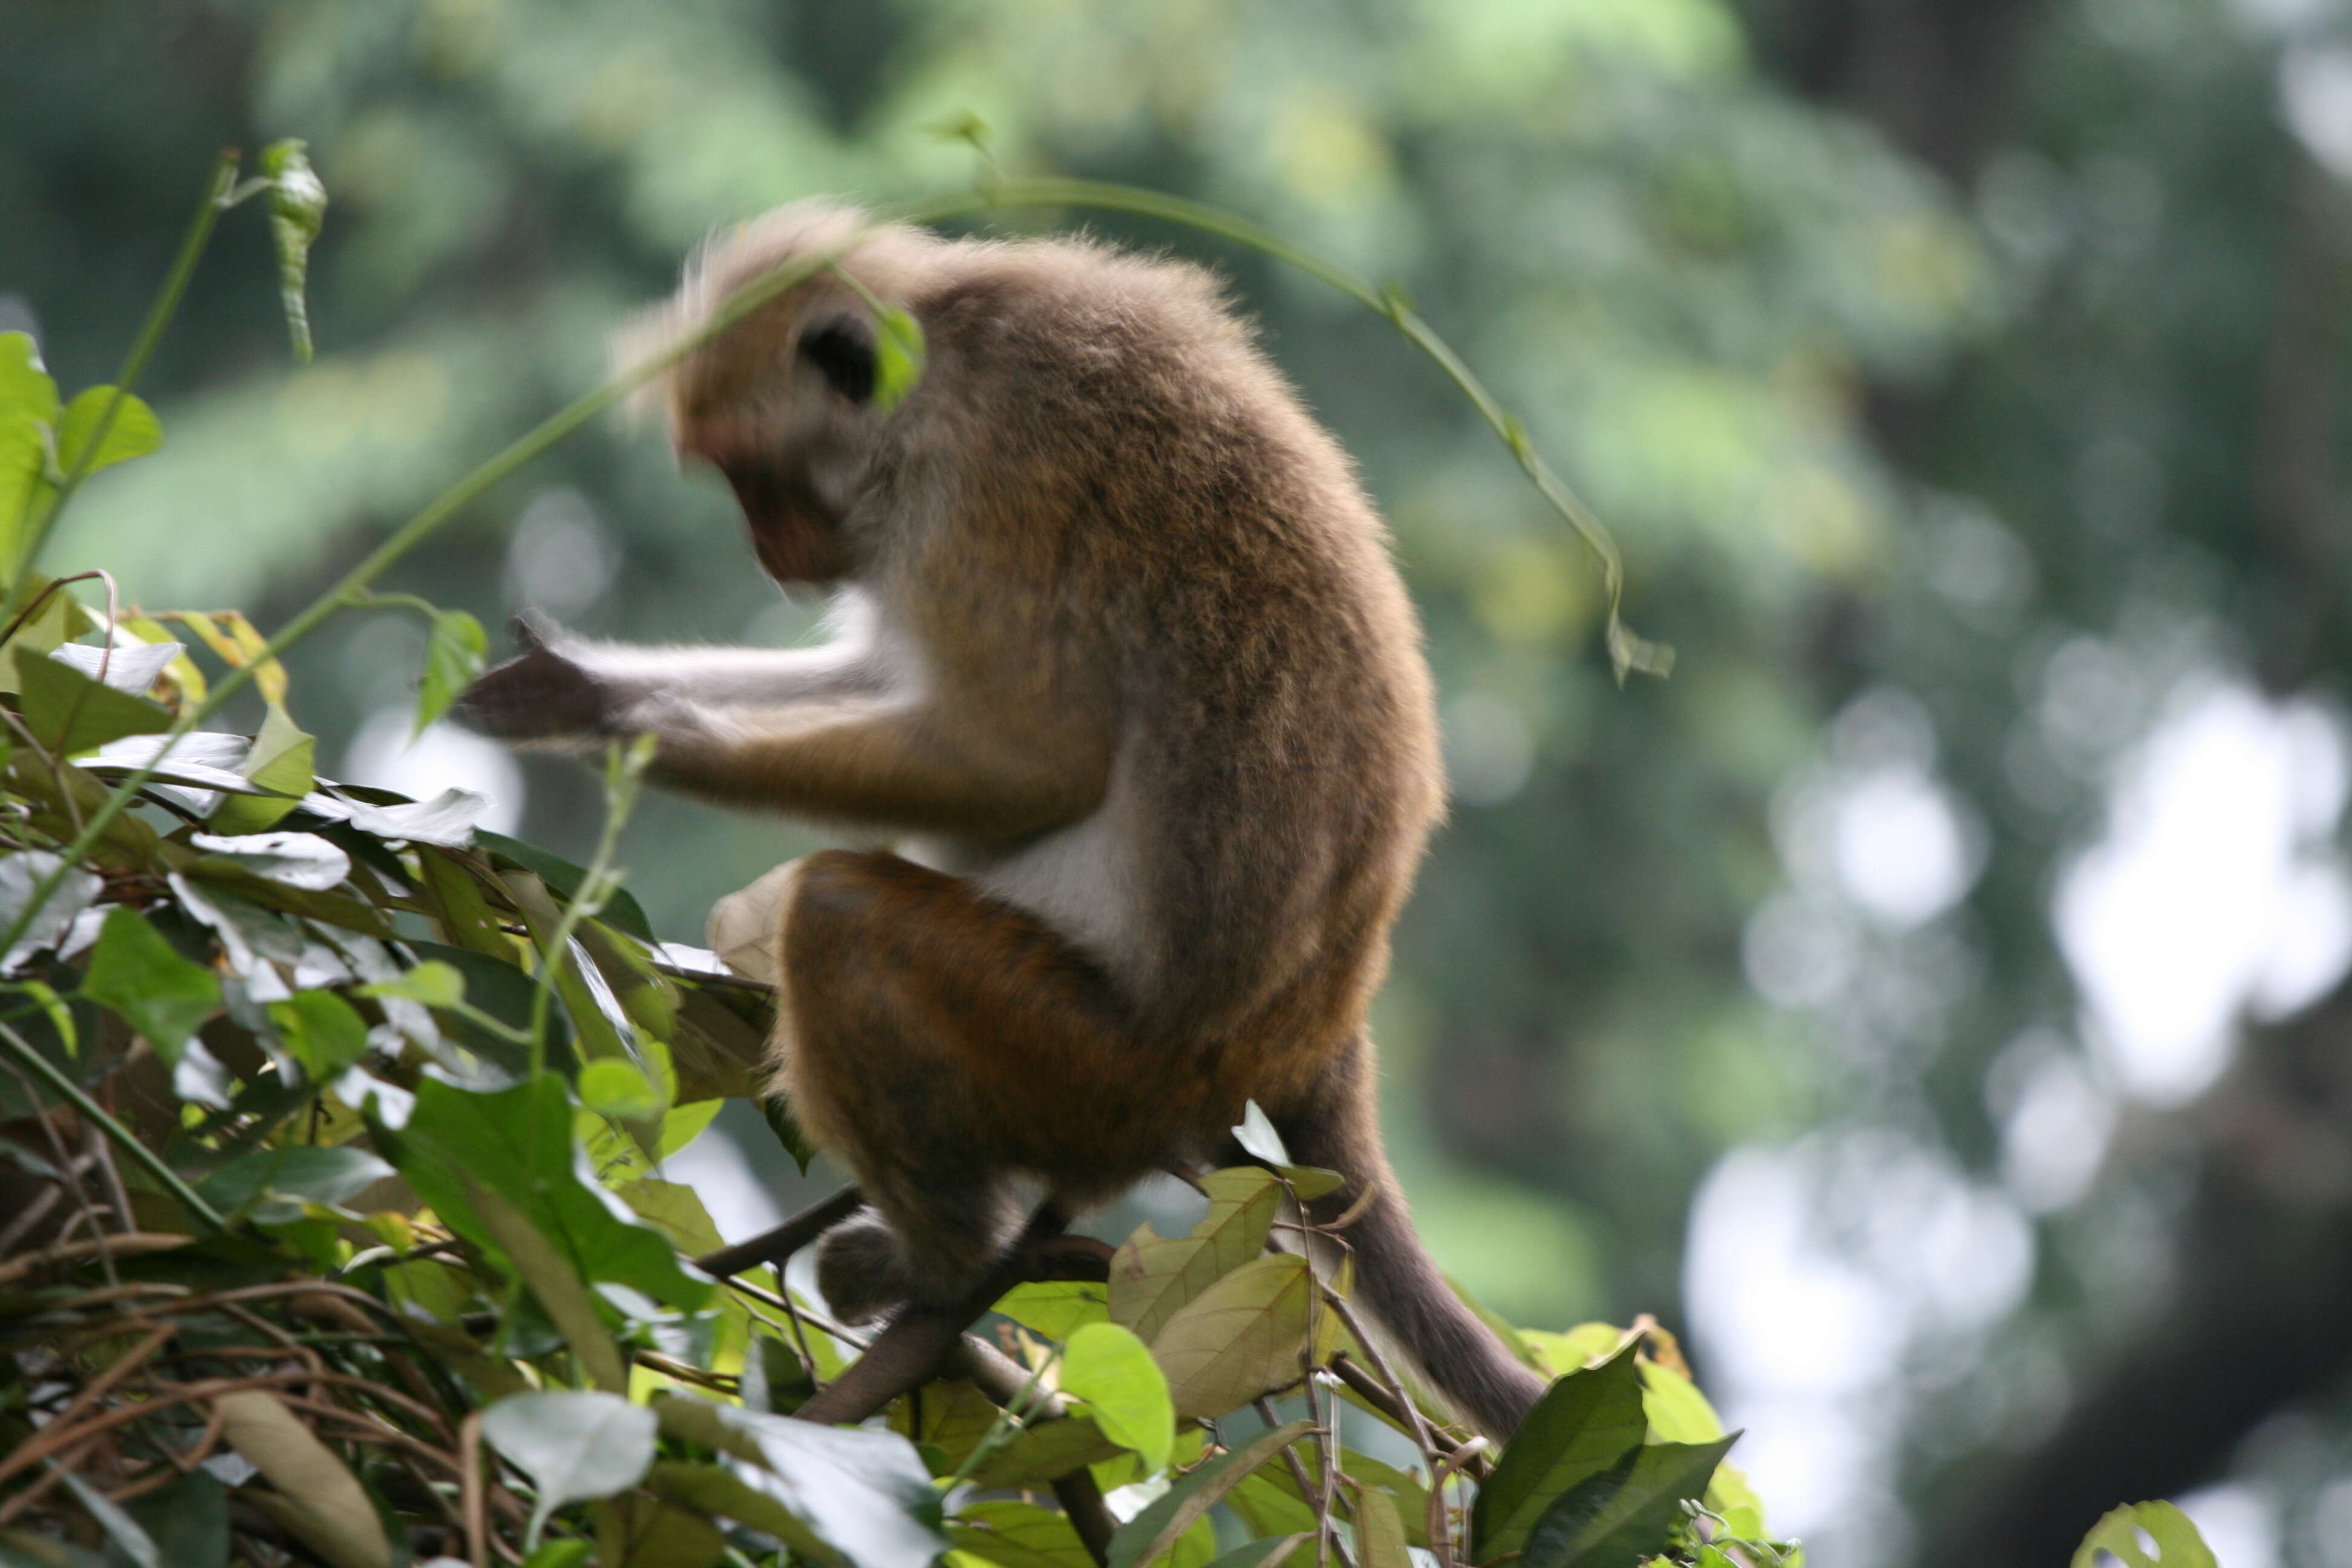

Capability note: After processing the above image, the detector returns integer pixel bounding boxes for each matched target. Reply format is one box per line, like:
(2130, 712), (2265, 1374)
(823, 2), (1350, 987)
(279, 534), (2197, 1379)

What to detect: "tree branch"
(695, 1184), (865, 1279)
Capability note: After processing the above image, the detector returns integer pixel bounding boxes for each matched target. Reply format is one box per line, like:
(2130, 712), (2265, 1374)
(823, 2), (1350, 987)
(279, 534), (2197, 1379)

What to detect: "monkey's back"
(898, 241), (1445, 1119)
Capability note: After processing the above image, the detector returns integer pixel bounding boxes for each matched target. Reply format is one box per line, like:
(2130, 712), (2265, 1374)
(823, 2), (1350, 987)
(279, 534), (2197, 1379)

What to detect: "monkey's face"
(667, 302), (892, 588)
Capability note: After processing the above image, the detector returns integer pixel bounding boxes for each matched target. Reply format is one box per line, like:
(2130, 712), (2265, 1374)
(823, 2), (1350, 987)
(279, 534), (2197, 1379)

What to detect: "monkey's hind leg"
(777, 849), (1176, 1322)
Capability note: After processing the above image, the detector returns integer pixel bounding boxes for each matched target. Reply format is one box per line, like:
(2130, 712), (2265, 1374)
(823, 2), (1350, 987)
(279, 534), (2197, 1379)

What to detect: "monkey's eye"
(799, 319), (877, 406)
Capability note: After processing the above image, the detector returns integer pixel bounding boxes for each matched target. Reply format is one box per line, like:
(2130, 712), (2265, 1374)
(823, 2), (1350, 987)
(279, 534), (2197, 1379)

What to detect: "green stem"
(0, 1020), (227, 1232)
(524, 737), (652, 1069)
(6, 151), (243, 618)
(345, 590), (445, 621)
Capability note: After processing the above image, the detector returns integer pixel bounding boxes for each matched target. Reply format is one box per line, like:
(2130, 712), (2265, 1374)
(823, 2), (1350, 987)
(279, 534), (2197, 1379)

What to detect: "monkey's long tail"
(1277, 1042), (1548, 1442)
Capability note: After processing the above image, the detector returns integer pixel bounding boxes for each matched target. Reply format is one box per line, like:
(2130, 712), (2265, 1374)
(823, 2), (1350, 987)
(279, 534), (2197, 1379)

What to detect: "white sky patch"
(1998, 1045), (2118, 1214)
(2177, 1482), (2281, 1568)
(2282, 43), (2352, 181)
(660, 1122), (787, 1242)
(505, 486), (619, 618)
(2056, 681), (2352, 1106)
(1685, 1137), (2033, 1546)
(342, 705), (526, 837)
(1829, 765), (1979, 929)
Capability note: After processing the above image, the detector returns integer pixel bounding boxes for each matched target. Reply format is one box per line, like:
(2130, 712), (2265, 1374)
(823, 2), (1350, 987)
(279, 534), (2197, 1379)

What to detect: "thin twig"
(695, 1184), (863, 1278)
(1426, 1436), (1491, 1568)
(0, 1229), (194, 1287)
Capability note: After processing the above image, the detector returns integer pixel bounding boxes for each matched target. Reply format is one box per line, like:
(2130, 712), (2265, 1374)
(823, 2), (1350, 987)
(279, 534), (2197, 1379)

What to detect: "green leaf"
(1638, 1361), (1723, 1445)
(470, 1179), (630, 1391)
(1194, 1536), (1310, 1568)
(0, 332), (57, 427)
(1350, 1483), (1413, 1568)
(643, 1460), (828, 1560)
(1062, 1322), (1175, 1473)
(1278, 1165), (1345, 1200)
(2071, 1502), (2219, 1568)
(522, 1544), (595, 1568)
(358, 958), (465, 1009)
(1229, 1469), (1319, 1540)
(13, 648), (171, 756)
(618, 1177), (725, 1255)
(368, 1071), (710, 1311)
(1474, 1342), (1645, 1565)
(117, 1471), (227, 1568)
(593, 1492), (730, 1567)
(1517, 1437), (1736, 1568)
(1107, 1419), (1316, 1568)
(1111, 1166), (1284, 1345)
(479, 829), (655, 941)
(871, 305), (927, 416)
(209, 702), (315, 834)
(950, 1499), (1097, 1568)
(1517, 1324), (1625, 1380)
(0, 333), (59, 564)
(996, 1279), (1111, 1339)
(54, 387), (161, 480)
(77, 909), (217, 1066)
(1149, 1253), (1315, 1420)
(652, 1394), (947, 1568)
(963, 1415), (1126, 1489)
(580, 1057), (664, 1119)
(267, 989), (371, 1082)
(482, 1390), (657, 1550)
(415, 607), (487, 738)
(261, 139), (327, 363)
(197, 1145), (393, 1224)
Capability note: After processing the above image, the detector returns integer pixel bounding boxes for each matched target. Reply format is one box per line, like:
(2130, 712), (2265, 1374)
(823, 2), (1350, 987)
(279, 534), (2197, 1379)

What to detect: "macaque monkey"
(459, 203), (1547, 1437)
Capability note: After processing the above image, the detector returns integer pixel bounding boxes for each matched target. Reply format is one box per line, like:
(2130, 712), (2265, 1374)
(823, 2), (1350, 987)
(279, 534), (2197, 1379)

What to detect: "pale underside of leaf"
(212, 1389), (393, 1568)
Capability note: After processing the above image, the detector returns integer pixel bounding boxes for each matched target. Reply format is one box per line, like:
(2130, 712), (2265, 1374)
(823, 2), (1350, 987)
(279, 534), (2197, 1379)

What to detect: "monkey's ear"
(799, 318), (877, 406)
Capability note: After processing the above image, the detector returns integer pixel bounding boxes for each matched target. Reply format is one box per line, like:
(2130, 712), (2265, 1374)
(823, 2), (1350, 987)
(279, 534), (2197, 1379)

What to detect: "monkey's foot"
(707, 857), (808, 987)
(815, 1214), (915, 1324)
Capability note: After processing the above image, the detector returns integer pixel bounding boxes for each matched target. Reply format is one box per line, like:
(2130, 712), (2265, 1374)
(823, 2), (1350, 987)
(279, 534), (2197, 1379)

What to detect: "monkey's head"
(619, 202), (935, 587)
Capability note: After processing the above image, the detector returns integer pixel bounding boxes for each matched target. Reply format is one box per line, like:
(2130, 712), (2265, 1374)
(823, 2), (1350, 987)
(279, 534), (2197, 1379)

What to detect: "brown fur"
(459, 202), (1547, 1437)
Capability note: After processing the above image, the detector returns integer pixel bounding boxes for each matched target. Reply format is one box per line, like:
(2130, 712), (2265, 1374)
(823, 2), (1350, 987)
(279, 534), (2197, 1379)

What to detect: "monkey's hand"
(454, 613), (619, 741)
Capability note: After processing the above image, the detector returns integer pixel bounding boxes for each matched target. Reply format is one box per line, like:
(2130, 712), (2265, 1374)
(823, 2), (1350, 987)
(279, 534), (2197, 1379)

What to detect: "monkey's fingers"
(453, 644), (612, 740)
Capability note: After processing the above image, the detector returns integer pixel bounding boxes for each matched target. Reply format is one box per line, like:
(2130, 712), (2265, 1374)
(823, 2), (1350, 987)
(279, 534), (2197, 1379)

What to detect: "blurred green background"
(10, 0), (2352, 1561)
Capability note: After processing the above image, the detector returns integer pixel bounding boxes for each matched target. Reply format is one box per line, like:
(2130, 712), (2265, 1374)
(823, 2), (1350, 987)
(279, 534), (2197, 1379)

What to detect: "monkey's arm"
(626, 696), (1111, 838)
(461, 621), (1111, 836)
(459, 612), (889, 740)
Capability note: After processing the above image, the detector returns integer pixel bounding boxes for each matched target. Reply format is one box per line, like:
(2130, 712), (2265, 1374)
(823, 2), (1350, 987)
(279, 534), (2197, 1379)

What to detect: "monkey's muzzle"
(716, 457), (851, 585)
